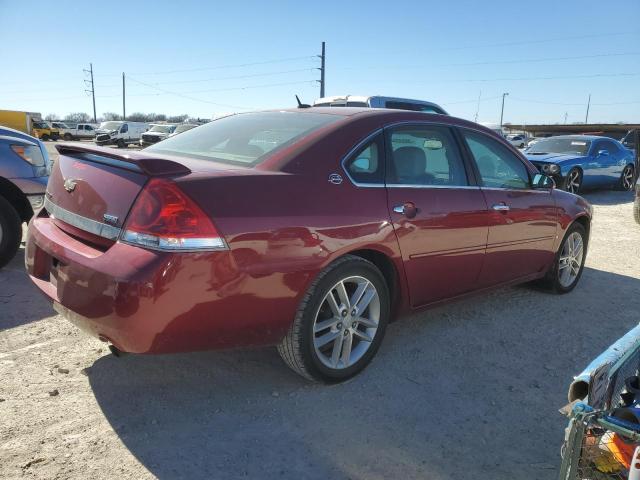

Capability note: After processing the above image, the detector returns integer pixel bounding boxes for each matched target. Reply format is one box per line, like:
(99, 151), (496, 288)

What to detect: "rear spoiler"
(55, 143), (191, 176)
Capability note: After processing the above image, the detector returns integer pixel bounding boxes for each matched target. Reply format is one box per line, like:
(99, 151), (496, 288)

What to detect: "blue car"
(0, 126), (50, 268)
(525, 135), (636, 194)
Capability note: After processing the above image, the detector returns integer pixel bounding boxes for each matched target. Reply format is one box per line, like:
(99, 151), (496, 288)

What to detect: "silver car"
(0, 126), (50, 268)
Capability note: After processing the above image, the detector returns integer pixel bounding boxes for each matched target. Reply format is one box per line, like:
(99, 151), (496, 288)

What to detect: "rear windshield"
(146, 112), (341, 166)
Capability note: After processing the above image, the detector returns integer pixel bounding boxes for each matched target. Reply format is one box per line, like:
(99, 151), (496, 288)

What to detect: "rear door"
(384, 123), (489, 307)
(459, 128), (558, 287)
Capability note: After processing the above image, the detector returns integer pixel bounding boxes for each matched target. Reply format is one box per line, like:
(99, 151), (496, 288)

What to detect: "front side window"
(462, 130), (530, 189)
(120, 124), (128, 133)
(387, 125), (468, 186)
(343, 135), (384, 184)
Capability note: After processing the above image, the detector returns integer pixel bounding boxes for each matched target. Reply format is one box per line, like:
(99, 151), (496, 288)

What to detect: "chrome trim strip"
(385, 184), (480, 190)
(44, 197), (121, 240)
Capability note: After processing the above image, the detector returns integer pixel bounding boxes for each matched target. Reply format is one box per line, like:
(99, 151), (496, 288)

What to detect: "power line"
(131, 67), (317, 86)
(437, 31), (639, 51)
(96, 55), (318, 77)
(126, 76), (253, 109)
(343, 52), (640, 71)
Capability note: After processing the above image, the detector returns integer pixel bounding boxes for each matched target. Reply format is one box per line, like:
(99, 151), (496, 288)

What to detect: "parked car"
(635, 178), (640, 225)
(140, 124), (177, 147)
(0, 110), (59, 140)
(168, 123), (198, 138)
(506, 134), (527, 148)
(95, 121), (149, 148)
(313, 95), (448, 114)
(525, 135), (636, 194)
(59, 123), (97, 141)
(0, 126), (50, 267)
(26, 108), (592, 382)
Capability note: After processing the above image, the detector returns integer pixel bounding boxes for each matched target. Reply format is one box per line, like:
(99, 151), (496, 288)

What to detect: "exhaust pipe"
(568, 323), (640, 403)
(108, 344), (127, 358)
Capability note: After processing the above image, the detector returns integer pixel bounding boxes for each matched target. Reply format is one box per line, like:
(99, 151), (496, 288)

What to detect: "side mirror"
(532, 173), (555, 189)
(597, 149), (609, 157)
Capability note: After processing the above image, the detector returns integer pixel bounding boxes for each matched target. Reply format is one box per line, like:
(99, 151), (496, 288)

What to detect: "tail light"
(121, 178), (227, 251)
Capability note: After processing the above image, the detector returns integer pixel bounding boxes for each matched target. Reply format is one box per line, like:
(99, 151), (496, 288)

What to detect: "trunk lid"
(46, 144), (192, 240)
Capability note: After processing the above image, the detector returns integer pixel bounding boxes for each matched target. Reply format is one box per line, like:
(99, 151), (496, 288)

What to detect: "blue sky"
(1, 0), (638, 124)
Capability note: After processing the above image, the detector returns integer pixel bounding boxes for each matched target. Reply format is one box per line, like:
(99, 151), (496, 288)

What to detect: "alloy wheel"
(622, 166), (635, 191)
(565, 170), (581, 194)
(558, 231), (584, 288)
(312, 276), (380, 370)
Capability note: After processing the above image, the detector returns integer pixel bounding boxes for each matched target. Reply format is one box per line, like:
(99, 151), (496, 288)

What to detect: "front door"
(459, 129), (558, 287)
(385, 124), (489, 307)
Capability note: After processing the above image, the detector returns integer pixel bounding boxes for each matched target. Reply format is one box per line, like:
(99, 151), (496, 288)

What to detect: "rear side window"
(387, 125), (468, 186)
(146, 112), (341, 167)
(343, 134), (384, 184)
(462, 130), (530, 189)
(596, 140), (619, 154)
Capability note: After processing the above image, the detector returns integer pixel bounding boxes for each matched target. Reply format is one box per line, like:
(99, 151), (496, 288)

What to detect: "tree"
(127, 112), (149, 122)
(45, 113), (58, 121)
(64, 112), (91, 123)
(168, 114), (189, 123)
(101, 112), (120, 121)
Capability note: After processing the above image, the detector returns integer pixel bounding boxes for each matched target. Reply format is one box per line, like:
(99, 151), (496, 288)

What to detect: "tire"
(618, 164), (635, 191)
(563, 167), (582, 194)
(0, 195), (23, 269)
(41, 134), (50, 141)
(63, 133), (72, 141)
(277, 255), (390, 383)
(117, 139), (126, 148)
(539, 222), (588, 294)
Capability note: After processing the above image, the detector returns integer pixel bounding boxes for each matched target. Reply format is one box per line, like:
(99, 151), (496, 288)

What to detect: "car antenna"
(295, 95), (311, 109)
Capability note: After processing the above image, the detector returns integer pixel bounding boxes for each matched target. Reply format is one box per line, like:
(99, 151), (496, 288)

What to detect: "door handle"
(393, 202), (418, 218)
(492, 203), (510, 212)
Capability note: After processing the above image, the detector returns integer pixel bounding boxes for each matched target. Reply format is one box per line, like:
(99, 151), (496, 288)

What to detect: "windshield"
(174, 124), (197, 134)
(527, 137), (591, 155)
(149, 125), (175, 133)
(146, 112), (341, 167)
(99, 121), (122, 130)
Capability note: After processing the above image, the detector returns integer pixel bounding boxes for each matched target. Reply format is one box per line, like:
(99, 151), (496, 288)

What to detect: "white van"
(95, 121), (149, 148)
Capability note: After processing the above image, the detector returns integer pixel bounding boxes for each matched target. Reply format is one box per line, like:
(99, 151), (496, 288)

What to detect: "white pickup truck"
(52, 123), (97, 141)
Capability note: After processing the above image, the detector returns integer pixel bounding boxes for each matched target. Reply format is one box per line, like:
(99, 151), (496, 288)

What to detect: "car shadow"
(0, 246), (55, 330)
(580, 189), (634, 206)
(86, 267), (640, 479)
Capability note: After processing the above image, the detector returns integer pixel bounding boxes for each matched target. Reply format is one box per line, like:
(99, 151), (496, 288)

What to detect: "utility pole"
(564, 112), (568, 124)
(83, 63), (97, 123)
(474, 90), (482, 122)
(318, 41), (326, 98)
(585, 94), (591, 124)
(122, 72), (126, 120)
(500, 92), (509, 129)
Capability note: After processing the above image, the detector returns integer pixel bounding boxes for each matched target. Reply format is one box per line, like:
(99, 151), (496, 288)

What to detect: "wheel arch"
(344, 248), (403, 320)
(0, 177), (32, 222)
(572, 214), (591, 242)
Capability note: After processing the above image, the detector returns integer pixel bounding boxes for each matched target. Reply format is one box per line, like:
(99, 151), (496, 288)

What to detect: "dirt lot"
(1, 185), (639, 479)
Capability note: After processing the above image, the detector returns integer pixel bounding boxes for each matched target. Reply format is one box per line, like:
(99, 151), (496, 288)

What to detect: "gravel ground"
(1, 188), (639, 480)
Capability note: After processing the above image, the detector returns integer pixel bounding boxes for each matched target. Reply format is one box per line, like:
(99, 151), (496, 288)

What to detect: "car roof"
(0, 125), (38, 142)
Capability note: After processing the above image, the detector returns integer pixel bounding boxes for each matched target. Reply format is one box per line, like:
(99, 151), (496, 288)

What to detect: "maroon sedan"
(26, 108), (592, 382)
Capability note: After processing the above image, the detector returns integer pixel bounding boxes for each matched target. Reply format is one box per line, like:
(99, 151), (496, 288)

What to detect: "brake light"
(121, 178), (227, 251)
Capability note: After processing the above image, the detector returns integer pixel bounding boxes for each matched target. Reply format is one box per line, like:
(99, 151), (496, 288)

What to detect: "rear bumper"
(25, 216), (298, 353)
